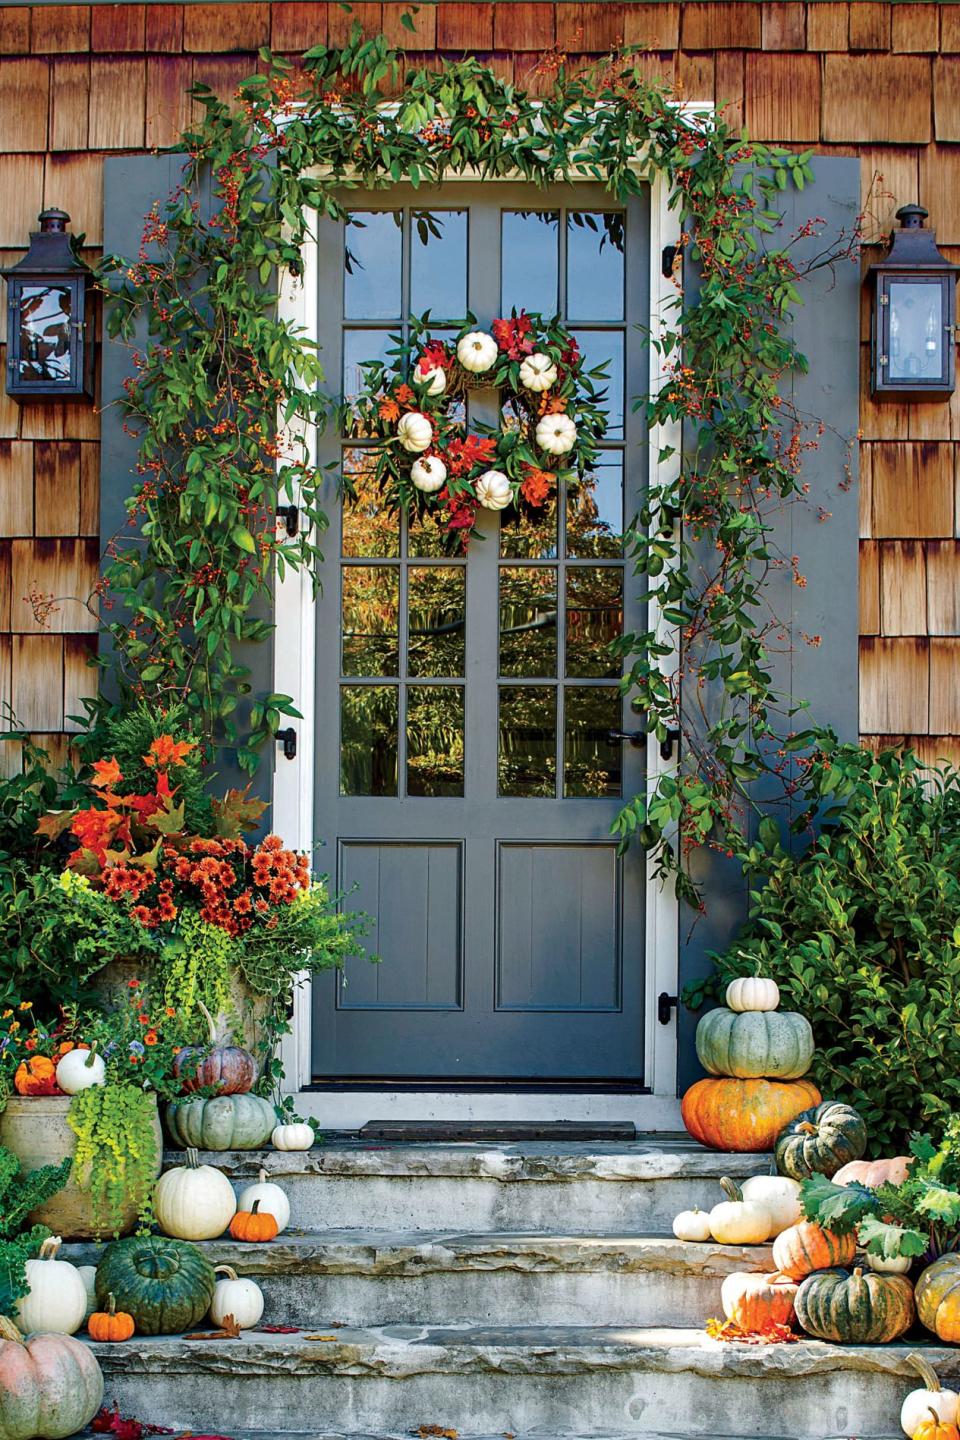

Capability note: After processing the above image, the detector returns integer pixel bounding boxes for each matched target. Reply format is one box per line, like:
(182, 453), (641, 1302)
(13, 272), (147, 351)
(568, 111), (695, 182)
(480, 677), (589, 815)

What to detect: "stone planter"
(0, 1093), (163, 1240)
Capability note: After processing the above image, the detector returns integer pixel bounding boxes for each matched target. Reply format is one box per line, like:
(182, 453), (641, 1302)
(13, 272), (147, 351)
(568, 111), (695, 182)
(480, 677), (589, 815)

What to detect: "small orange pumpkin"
(228, 1200), (278, 1243)
(88, 1293), (135, 1343)
(720, 1271), (798, 1332)
(914, 1408), (960, 1440)
(832, 1156), (913, 1188)
(772, 1220), (856, 1281)
(681, 1076), (821, 1153)
(14, 1055), (61, 1097)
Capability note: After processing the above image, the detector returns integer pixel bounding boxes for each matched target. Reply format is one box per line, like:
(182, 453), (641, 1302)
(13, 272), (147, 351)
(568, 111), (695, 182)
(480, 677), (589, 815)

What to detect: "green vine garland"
(68, 1084), (159, 1237)
(99, 28), (855, 892)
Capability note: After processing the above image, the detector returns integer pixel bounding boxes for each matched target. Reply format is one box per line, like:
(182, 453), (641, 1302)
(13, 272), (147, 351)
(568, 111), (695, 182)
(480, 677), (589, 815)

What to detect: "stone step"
(86, 1325), (949, 1440)
(66, 1231), (773, 1329)
(167, 1138), (773, 1233)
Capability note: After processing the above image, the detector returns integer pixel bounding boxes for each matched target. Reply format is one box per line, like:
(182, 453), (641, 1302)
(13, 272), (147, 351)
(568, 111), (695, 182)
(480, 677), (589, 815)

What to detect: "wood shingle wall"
(0, 0), (958, 765)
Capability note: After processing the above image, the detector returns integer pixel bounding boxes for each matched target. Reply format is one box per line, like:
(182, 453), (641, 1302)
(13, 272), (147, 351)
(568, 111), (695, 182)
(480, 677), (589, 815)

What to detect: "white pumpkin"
(726, 976), (780, 1013)
(16, 1237), (87, 1336)
(865, 1249), (912, 1274)
(410, 455), (447, 494)
(397, 411), (433, 453)
(55, 1048), (106, 1094)
(77, 1265), (98, 1323)
(210, 1265), (264, 1330)
(901, 1354), (960, 1437)
(519, 352), (558, 392)
(708, 1177), (773, 1245)
(535, 412), (577, 456)
(237, 1168), (290, 1235)
(271, 1122), (314, 1152)
(154, 1147), (237, 1241)
(475, 470), (512, 511)
(414, 360), (446, 396)
(457, 330), (498, 374)
(740, 1175), (802, 1235)
(672, 1208), (713, 1243)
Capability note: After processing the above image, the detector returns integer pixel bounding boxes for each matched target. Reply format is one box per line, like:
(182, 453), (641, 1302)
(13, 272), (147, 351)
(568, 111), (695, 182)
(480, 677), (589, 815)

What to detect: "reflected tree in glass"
(340, 686), (399, 796)
(407, 686), (465, 796)
(498, 686), (557, 798)
(499, 567), (558, 677)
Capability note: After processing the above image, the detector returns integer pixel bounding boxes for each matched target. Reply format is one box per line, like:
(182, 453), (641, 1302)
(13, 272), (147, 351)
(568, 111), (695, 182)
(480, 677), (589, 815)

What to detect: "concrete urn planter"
(0, 1093), (163, 1240)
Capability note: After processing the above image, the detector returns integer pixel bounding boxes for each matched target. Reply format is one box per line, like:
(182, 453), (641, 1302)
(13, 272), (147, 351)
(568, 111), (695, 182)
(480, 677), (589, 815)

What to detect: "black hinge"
(659, 728), (681, 762)
(276, 727), (297, 760)
(661, 244), (680, 280)
(277, 504), (299, 538)
(658, 992), (678, 1026)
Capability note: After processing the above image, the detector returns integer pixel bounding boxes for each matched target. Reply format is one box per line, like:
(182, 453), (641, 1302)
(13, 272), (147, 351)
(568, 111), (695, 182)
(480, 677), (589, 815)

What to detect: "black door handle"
(606, 730), (647, 748)
(276, 727), (297, 760)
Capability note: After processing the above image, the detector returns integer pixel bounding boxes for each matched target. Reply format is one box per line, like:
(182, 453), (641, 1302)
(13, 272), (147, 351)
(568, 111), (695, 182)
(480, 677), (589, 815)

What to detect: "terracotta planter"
(0, 1093), (163, 1240)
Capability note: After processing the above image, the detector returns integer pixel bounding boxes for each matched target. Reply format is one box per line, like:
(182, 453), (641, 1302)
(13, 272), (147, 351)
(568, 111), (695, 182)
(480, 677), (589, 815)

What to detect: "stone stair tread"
(84, 1433), (888, 1440)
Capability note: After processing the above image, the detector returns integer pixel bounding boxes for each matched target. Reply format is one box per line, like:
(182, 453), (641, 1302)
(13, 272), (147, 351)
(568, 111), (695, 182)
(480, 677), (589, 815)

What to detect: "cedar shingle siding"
(1, 1), (957, 765)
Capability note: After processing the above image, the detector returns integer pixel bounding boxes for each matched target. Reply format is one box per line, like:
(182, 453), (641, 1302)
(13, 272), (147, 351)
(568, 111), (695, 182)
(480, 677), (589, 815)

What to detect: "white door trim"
(273, 155), (694, 1103)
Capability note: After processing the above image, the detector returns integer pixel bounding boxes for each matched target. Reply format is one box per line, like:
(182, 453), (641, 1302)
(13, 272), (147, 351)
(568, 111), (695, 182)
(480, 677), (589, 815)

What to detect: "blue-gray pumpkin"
(695, 1007), (814, 1080)
(165, 1093), (275, 1151)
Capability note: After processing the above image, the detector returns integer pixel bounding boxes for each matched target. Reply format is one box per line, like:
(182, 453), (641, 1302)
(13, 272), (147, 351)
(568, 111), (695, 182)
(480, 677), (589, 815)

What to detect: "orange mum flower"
(520, 467), (555, 508)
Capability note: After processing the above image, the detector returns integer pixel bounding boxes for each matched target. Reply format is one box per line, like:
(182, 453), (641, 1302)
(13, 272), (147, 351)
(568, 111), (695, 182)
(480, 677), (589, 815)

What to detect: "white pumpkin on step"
(708, 1177), (772, 1245)
(475, 470), (512, 511)
(397, 411), (433, 454)
(900, 1354), (960, 1437)
(209, 1265), (264, 1330)
(726, 976), (780, 1013)
(55, 1048), (106, 1094)
(237, 1169), (290, 1235)
(740, 1175), (802, 1235)
(271, 1122), (314, 1152)
(16, 1238), (87, 1336)
(154, 1147), (237, 1241)
(672, 1208), (712, 1243)
(77, 1265), (99, 1323)
(410, 455), (447, 494)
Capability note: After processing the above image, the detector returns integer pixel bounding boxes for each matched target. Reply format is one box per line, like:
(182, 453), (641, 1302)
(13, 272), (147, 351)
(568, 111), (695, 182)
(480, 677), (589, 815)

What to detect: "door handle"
(606, 730), (647, 748)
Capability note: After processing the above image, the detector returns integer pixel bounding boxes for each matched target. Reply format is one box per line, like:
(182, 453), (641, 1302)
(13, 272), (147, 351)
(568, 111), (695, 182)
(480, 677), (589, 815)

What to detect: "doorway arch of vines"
(99, 25), (846, 900)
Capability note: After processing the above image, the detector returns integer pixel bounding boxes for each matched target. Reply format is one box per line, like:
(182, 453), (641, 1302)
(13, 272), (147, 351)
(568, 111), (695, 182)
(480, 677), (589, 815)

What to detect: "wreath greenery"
(350, 310), (609, 544)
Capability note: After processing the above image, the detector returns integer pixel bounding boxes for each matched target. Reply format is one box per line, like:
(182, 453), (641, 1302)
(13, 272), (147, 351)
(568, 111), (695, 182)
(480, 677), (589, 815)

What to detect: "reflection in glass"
(342, 448), (400, 558)
(572, 329), (625, 438)
(407, 686), (465, 796)
(500, 493), (558, 560)
(342, 566), (400, 676)
(566, 567), (622, 678)
(564, 686), (622, 798)
(499, 567), (558, 677)
(567, 457), (624, 558)
(340, 686), (399, 796)
(888, 279), (944, 380)
(498, 686), (557, 798)
(501, 211), (559, 317)
(343, 329), (395, 424)
(408, 567), (466, 677)
(17, 284), (73, 382)
(344, 211), (402, 319)
(408, 507), (462, 559)
(567, 212), (625, 322)
(411, 211), (467, 320)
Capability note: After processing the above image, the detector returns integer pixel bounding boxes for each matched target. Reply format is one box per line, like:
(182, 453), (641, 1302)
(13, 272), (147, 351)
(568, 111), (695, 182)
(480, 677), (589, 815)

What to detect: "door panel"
(311, 183), (650, 1080)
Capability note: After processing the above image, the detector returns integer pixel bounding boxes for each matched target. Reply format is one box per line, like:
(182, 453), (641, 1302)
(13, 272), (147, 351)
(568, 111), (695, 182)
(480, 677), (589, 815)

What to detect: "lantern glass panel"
(886, 277), (945, 383)
(16, 281), (74, 384)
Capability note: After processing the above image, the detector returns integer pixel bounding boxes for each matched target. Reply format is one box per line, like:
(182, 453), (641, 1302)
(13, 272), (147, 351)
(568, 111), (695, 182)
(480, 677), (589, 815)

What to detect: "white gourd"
(901, 1354), (960, 1437)
(413, 361), (446, 396)
(410, 456), (447, 494)
(475, 470), (512, 511)
(154, 1147), (237, 1241)
(397, 411), (433, 453)
(708, 1177), (773, 1245)
(725, 976), (780, 1013)
(16, 1238), (86, 1336)
(456, 331), (498, 374)
(866, 1249), (912, 1274)
(672, 1208), (713, 1243)
(518, 352), (558, 392)
(209, 1265), (264, 1330)
(77, 1265), (98, 1323)
(535, 413), (577, 456)
(740, 1175), (802, 1235)
(271, 1123), (314, 1152)
(237, 1169), (290, 1235)
(54, 1049), (106, 1095)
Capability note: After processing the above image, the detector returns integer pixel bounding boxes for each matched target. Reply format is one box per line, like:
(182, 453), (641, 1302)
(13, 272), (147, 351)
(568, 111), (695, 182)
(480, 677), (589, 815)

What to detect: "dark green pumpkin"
(774, 1101), (867, 1179)
(794, 1266), (915, 1343)
(96, 1236), (216, 1335)
(165, 1092), (276, 1151)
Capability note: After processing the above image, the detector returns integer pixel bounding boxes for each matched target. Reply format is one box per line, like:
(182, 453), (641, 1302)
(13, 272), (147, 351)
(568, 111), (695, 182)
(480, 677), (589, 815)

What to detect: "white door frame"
(272, 155), (693, 1107)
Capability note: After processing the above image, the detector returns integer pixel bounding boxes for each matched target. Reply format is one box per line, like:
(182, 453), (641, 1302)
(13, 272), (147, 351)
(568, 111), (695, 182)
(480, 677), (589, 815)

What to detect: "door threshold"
(287, 1088), (682, 1131)
(360, 1119), (638, 1142)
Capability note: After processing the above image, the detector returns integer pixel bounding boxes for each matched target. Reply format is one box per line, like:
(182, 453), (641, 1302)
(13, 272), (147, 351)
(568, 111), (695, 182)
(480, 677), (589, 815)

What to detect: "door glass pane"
(344, 211), (402, 319)
(500, 494), (559, 560)
(340, 686), (399, 796)
(565, 567), (622, 678)
(564, 686), (622, 798)
(343, 329), (395, 426)
(408, 507), (461, 558)
(498, 686), (557, 797)
(407, 686), (465, 796)
(408, 567), (466, 677)
(499, 567), (558, 677)
(411, 210), (467, 320)
(342, 448), (400, 558)
(567, 211), (625, 321)
(573, 330), (624, 437)
(567, 456), (624, 558)
(342, 566), (400, 677)
(501, 211), (559, 317)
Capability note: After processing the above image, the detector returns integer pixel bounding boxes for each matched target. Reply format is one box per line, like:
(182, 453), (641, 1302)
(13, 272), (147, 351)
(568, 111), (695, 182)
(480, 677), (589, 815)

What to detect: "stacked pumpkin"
(682, 977), (822, 1153)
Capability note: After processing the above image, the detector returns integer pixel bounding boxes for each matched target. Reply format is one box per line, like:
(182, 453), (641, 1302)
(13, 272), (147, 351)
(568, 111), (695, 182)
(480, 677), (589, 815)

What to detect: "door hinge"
(659, 728), (681, 762)
(277, 504), (300, 538)
(658, 992), (678, 1026)
(276, 726), (297, 760)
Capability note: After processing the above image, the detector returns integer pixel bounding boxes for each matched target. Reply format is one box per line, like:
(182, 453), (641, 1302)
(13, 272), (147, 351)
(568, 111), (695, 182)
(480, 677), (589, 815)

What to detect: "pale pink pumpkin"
(0, 1316), (103, 1440)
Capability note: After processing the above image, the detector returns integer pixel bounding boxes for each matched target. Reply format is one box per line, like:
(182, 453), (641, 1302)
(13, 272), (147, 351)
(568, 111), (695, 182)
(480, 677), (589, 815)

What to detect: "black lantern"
(869, 204), (959, 398)
(3, 209), (94, 401)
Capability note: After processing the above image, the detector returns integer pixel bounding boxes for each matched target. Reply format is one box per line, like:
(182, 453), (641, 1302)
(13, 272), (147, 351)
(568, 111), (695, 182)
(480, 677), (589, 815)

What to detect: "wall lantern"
(2, 209), (94, 402)
(870, 204), (959, 399)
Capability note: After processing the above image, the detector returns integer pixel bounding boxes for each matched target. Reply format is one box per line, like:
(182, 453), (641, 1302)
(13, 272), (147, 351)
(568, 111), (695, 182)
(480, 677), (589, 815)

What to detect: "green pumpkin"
(165, 1092), (276, 1150)
(695, 1007), (814, 1080)
(794, 1266), (915, 1343)
(775, 1100), (867, 1179)
(96, 1236), (215, 1335)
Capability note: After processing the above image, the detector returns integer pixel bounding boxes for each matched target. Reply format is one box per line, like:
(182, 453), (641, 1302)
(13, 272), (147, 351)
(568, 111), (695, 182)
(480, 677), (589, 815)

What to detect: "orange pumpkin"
(719, 1271), (798, 1332)
(915, 1409), (960, 1440)
(88, 1294), (135, 1343)
(833, 1156), (913, 1188)
(772, 1220), (857, 1280)
(916, 1254), (960, 1342)
(228, 1200), (278, 1243)
(681, 1077), (821, 1153)
(14, 1055), (61, 1097)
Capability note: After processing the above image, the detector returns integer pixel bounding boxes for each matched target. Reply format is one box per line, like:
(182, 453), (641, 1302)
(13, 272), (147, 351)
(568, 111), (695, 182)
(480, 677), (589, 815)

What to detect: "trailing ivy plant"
(98, 28), (855, 889)
(68, 1084), (159, 1237)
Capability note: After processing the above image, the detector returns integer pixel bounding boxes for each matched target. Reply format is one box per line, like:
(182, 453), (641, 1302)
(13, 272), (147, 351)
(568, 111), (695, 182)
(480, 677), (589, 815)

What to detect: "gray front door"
(311, 184), (650, 1080)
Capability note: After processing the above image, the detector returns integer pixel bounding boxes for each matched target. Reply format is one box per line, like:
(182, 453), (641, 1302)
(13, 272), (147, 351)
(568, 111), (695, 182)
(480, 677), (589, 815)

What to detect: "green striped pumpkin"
(794, 1266), (915, 1343)
(95, 1237), (215, 1336)
(695, 1008), (814, 1080)
(774, 1101), (868, 1179)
